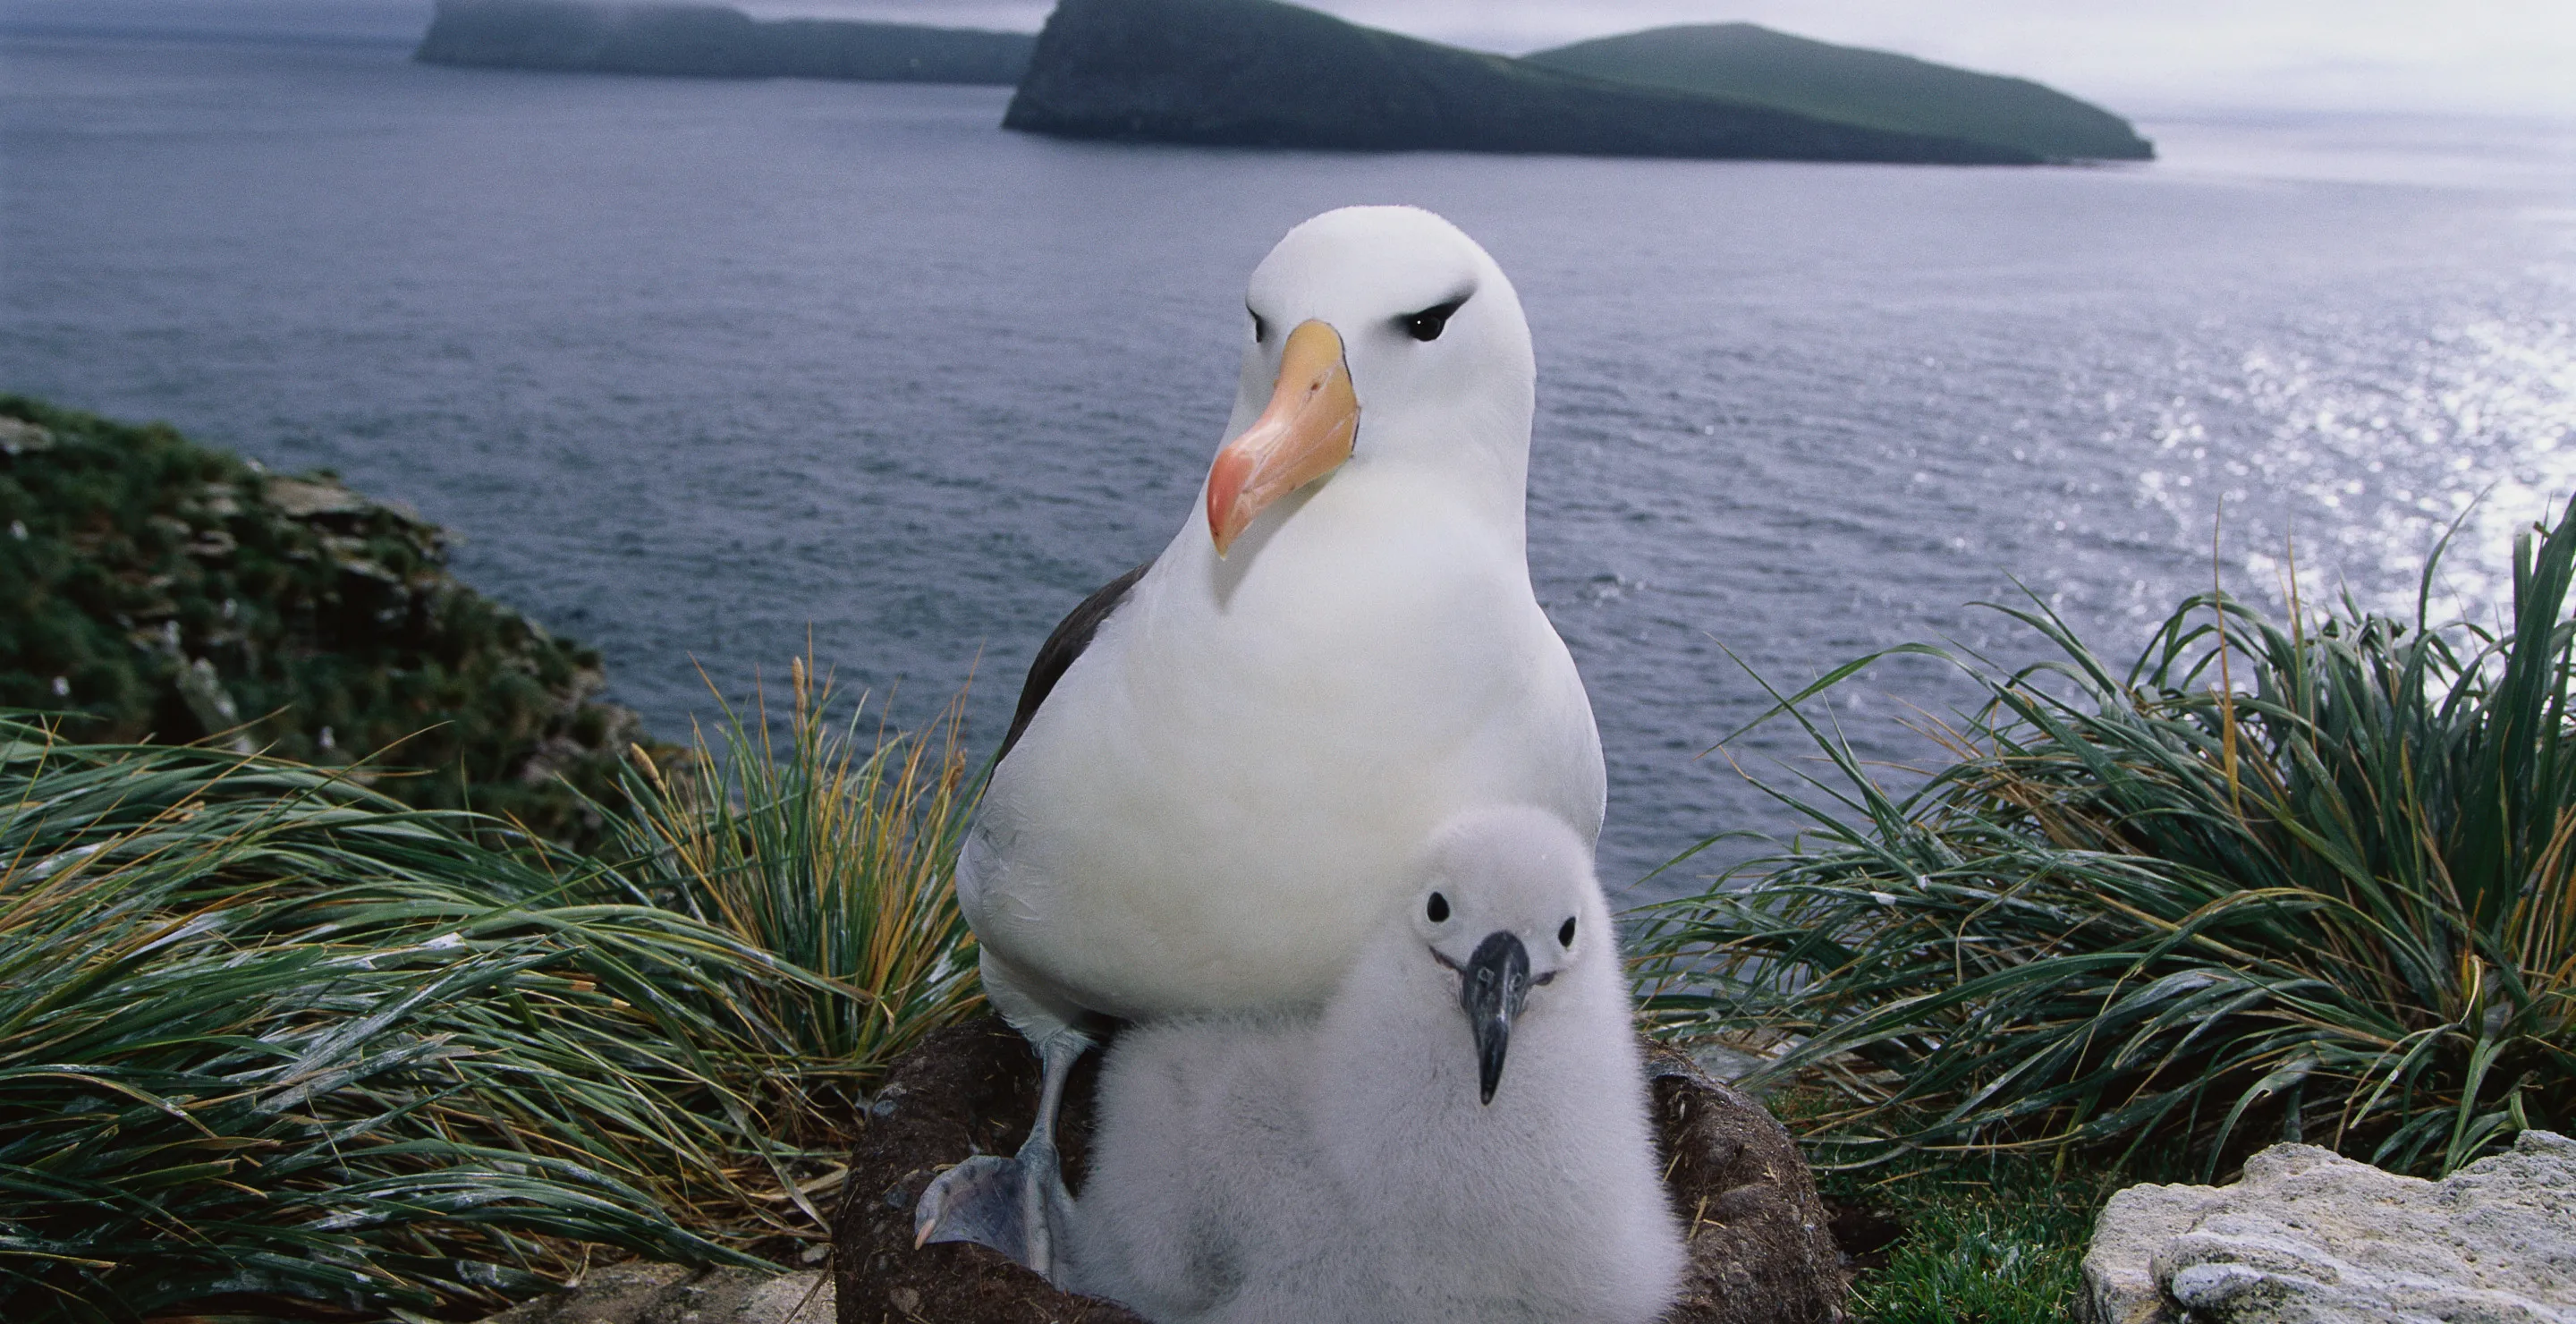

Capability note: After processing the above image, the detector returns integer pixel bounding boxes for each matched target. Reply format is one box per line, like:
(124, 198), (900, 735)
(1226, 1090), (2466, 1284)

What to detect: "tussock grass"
(606, 658), (983, 1157)
(0, 665), (985, 1320)
(1641, 505), (2576, 1178)
(0, 719), (777, 1320)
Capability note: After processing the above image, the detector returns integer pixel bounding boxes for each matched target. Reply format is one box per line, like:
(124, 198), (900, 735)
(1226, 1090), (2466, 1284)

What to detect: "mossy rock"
(0, 395), (640, 846)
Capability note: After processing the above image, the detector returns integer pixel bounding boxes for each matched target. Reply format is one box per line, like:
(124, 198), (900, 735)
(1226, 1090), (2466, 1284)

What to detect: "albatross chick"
(1064, 807), (1684, 1324)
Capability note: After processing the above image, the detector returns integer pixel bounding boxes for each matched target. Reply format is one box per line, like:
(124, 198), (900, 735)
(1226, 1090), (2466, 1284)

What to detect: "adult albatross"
(915, 206), (1606, 1277)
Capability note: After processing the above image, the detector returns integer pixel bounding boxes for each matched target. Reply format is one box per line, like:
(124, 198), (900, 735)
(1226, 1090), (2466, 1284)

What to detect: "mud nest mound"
(834, 1017), (1847, 1324)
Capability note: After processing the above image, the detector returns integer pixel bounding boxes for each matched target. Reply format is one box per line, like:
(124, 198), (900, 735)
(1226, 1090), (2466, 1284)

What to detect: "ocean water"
(4, 35), (2573, 898)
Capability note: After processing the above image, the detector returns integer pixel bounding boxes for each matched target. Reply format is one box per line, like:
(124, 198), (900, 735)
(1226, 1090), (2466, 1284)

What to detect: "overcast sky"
(742, 0), (2576, 116)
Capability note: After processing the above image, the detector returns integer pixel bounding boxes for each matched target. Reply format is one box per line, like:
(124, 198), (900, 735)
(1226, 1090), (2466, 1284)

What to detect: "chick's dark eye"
(1401, 296), (1467, 343)
(1427, 892), (1450, 923)
(1558, 917), (1577, 947)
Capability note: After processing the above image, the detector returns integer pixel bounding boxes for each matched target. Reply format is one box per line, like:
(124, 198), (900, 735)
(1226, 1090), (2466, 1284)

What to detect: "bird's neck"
(1355, 410), (1531, 543)
(1170, 452), (1532, 595)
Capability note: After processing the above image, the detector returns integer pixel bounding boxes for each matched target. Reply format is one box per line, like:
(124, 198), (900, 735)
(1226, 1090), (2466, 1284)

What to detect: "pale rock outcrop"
(477, 1262), (835, 1324)
(2079, 1130), (2575, 1324)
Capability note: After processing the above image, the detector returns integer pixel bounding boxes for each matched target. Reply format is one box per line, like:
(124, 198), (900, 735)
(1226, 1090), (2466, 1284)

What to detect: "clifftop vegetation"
(1525, 23), (2153, 162)
(1003, 0), (2039, 164)
(0, 395), (636, 844)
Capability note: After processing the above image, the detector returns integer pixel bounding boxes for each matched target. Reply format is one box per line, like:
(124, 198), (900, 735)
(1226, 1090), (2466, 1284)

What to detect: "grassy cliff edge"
(0, 395), (638, 843)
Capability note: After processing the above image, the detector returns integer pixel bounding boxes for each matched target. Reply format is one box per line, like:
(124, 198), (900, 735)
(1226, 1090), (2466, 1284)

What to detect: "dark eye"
(1250, 309), (1269, 343)
(1400, 296), (1467, 343)
(1558, 917), (1577, 947)
(1427, 892), (1450, 922)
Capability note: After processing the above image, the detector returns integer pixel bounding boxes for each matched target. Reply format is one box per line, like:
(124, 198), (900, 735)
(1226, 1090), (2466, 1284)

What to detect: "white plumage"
(1064, 807), (1685, 1324)
(962, 205), (1603, 1028)
(917, 206), (1607, 1277)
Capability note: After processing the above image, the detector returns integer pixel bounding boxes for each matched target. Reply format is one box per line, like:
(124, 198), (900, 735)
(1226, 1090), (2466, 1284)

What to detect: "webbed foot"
(911, 1021), (1091, 1284)
(913, 1153), (1029, 1262)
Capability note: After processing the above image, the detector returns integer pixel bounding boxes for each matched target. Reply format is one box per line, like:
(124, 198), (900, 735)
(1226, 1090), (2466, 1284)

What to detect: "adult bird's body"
(917, 207), (1606, 1274)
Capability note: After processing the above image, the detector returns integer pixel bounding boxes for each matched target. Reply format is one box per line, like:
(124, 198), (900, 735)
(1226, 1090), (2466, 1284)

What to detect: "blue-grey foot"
(911, 1134), (1075, 1277)
(913, 1152), (1030, 1262)
(911, 1029), (1089, 1282)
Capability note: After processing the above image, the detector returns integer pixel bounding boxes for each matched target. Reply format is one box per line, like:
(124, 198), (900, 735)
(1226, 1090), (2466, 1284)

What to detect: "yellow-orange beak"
(1206, 319), (1360, 556)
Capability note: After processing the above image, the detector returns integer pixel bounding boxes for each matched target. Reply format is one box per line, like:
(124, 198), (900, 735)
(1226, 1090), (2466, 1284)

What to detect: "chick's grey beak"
(1460, 930), (1530, 1106)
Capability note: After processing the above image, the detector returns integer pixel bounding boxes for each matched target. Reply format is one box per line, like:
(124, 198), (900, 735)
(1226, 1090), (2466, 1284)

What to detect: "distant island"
(1004, 0), (2039, 165)
(415, 0), (1034, 84)
(413, 0), (2152, 166)
(1523, 23), (2152, 162)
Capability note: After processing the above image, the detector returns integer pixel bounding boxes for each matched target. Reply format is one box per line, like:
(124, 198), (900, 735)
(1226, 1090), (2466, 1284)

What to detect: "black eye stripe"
(1249, 308), (1268, 342)
(1400, 295), (1469, 343)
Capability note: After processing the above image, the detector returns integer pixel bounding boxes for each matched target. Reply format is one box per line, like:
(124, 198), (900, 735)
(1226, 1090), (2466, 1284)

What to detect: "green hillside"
(1523, 23), (2151, 161)
(1005, 0), (2036, 165)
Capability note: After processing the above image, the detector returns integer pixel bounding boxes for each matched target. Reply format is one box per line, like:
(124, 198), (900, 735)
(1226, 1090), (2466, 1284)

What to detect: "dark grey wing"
(996, 559), (1153, 764)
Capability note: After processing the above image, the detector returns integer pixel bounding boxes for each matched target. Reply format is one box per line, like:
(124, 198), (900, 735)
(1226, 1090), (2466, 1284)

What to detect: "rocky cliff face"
(1003, 0), (2038, 165)
(0, 396), (640, 846)
(417, 0), (1034, 85)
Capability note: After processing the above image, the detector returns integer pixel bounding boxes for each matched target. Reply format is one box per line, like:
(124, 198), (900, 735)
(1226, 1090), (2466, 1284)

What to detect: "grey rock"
(193, 480), (242, 518)
(261, 475), (372, 519)
(2085, 1183), (2216, 1324)
(0, 416), (53, 455)
(2079, 1130), (2576, 1324)
(479, 1263), (834, 1324)
(176, 658), (254, 753)
(479, 1262), (692, 1324)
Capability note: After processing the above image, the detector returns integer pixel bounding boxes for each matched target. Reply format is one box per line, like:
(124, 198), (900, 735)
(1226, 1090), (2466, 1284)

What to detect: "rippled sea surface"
(5, 36), (2574, 897)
